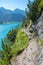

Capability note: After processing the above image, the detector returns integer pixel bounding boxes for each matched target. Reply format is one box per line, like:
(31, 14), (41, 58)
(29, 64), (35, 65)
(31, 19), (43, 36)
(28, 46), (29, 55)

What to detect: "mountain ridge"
(0, 7), (25, 24)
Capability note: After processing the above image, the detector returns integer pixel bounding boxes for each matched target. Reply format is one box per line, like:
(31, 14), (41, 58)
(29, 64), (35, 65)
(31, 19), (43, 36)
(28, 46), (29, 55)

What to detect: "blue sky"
(0, 0), (33, 10)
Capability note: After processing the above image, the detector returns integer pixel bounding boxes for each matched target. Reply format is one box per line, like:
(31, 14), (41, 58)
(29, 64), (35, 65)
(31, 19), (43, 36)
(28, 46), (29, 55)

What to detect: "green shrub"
(36, 38), (43, 47)
(15, 29), (29, 52)
(39, 0), (43, 11)
(39, 39), (43, 46)
(11, 28), (29, 55)
(0, 28), (29, 65)
(29, 28), (33, 33)
(0, 59), (9, 65)
(7, 29), (18, 42)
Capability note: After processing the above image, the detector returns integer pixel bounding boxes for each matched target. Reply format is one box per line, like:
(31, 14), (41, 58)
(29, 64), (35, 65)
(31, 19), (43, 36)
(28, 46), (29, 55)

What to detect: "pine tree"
(1, 39), (12, 65)
(26, 0), (41, 24)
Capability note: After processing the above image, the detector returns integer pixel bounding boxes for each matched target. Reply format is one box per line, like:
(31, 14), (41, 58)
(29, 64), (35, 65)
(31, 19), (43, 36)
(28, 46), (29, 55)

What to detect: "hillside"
(0, 7), (25, 24)
(0, 0), (43, 65)
(11, 28), (43, 65)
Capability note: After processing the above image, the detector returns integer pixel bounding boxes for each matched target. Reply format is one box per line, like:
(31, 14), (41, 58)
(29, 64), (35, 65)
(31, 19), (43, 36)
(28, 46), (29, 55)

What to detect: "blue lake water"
(0, 22), (20, 50)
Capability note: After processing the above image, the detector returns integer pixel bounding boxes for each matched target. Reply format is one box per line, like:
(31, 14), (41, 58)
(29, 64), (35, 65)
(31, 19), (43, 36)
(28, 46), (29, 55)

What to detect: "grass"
(36, 38), (43, 47)
(10, 28), (29, 59)
(0, 28), (29, 65)
(39, 0), (43, 10)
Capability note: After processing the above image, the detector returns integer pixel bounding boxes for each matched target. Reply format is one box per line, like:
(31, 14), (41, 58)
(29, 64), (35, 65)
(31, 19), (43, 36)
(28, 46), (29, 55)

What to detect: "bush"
(0, 59), (9, 65)
(7, 29), (18, 42)
(15, 29), (29, 52)
(11, 28), (29, 55)
(39, 0), (43, 11)
(0, 28), (29, 65)
(29, 28), (33, 33)
(36, 38), (43, 47)
(39, 39), (43, 46)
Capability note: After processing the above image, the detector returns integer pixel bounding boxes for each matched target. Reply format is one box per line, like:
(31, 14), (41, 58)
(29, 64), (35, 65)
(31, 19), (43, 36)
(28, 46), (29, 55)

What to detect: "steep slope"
(11, 28), (43, 65)
(11, 39), (39, 65)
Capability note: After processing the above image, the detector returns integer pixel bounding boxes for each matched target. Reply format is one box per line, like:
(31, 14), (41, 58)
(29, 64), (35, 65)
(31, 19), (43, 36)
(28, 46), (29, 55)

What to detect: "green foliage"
(39, 0), (43, 11)
(0, 29), (18, 65)
(11, 28), (29, 55)
(38, 39), (43, 46)
(21, 19), (28, 28)
(20, 0), (43, 27)
(15, 29), (29, 52)
(7, 29), (18, 42)
(0, 50), (9, 65)
(29, 28), (33, 33)
(28, 20), (33, 28)
(0, 39), (12, 65)
(26, 0), (43, 24)
(21, 20), (25, 28)
(0, 28), (29, 65)
(36, 38), (43, 47)
(0, 59), (9, 65)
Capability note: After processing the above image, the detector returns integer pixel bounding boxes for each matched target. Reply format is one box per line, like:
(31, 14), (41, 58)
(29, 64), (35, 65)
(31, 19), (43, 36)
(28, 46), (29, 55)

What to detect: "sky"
(0, 0), (28, 10)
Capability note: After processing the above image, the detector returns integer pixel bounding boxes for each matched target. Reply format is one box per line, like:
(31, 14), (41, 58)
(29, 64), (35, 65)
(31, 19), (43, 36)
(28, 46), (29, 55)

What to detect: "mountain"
(14, 9), (25, 15)
(0, 7), (25, 24)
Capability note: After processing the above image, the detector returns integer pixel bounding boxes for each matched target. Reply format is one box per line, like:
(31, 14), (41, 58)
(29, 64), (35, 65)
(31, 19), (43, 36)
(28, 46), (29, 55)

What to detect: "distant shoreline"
(0, 21), (21, 24)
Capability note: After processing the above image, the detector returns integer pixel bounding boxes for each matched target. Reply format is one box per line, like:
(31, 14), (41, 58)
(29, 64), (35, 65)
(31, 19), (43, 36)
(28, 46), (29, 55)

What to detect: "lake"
(0, 22), (20, 50)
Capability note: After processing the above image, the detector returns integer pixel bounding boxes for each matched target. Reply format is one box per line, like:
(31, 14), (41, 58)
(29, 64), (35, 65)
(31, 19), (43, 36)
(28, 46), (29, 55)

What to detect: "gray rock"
(36, 12), (43, 39)
(36, 49), (43, 65)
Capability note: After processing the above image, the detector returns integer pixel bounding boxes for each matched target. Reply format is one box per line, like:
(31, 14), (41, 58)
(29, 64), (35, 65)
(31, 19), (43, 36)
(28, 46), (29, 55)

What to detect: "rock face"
(36, 49), (43, 65)
(36, 12), (43, 39)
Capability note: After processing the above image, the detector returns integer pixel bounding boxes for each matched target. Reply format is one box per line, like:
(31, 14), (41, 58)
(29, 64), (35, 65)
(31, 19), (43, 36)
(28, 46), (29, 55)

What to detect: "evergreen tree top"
(26, 0), (43, 24)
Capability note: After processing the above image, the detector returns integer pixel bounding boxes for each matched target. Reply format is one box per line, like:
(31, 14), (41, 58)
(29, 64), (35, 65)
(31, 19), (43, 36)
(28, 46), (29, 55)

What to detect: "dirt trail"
(11, 28), (43, 65)
(12, 38), (39, 65)
(22, 28), (32, 36)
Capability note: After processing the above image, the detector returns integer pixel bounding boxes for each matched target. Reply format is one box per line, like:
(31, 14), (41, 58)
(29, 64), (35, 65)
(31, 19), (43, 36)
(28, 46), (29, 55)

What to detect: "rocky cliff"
(36, 12), (43, 39)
